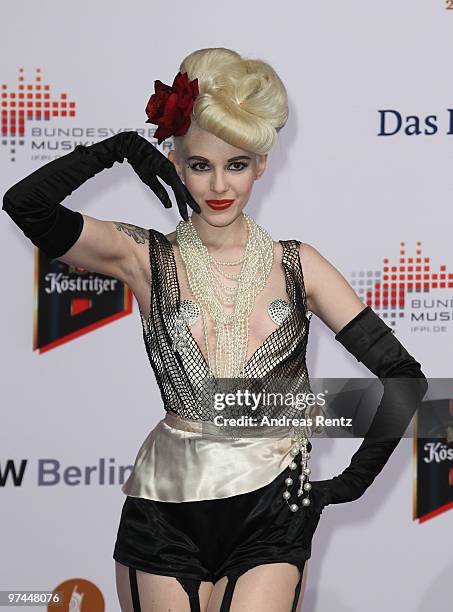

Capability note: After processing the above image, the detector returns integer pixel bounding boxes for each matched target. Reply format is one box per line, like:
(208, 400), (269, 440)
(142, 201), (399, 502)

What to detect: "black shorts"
(113, 450), (328, 585)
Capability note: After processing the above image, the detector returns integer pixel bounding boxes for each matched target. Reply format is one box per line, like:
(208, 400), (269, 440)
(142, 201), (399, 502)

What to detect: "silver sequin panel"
(171, 299), (312, 355)
(173, 298), (298, 353)
(177, 298), (295, 326)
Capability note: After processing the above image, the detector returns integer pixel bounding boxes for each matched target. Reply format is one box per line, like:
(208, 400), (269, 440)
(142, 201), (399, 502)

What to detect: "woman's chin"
(196, 208), (245, 227)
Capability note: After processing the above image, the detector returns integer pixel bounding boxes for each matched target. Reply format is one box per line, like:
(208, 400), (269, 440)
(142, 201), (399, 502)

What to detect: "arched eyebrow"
(186, 155), (252, 162)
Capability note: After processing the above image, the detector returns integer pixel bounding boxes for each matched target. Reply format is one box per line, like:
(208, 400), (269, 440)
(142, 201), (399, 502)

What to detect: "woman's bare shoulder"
(129, 226), (176, 271)
(297, 242), (367, 334)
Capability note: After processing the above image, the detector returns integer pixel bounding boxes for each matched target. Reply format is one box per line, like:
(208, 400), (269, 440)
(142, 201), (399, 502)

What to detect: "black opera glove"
(311, 306), (428, 506)
(2, 130), (200, 260)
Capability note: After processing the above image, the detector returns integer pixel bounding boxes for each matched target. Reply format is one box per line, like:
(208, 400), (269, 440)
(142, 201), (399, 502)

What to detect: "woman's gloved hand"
(310, 306), (428, 506)
(2, 130), (201, 259)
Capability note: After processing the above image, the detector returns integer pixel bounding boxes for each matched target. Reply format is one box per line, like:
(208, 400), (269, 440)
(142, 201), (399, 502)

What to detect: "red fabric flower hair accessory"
(145, 72), (199, 144)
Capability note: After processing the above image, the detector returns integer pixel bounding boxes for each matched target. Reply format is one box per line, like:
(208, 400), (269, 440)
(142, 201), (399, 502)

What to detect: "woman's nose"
(210, 170), (229, 193)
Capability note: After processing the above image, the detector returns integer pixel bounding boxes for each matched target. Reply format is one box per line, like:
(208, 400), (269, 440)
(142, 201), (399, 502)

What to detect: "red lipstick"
(205, 199), (235, 211)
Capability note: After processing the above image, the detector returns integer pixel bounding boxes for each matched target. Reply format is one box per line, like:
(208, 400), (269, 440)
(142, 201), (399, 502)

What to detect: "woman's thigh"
(115, 561), (214, 612)
(206, 561), (308, 612)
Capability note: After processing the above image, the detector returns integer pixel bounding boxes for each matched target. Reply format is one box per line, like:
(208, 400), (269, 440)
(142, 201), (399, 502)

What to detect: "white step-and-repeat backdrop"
(1, 1), (451, 610)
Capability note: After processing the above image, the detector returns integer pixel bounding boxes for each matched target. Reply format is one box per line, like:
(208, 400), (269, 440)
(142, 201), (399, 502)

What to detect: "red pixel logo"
(350, 241), (453, 326)
(1, 68), (76, 161)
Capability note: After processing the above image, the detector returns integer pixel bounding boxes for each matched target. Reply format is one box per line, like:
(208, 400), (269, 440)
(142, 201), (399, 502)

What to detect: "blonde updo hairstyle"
(173, 47), (289, 157)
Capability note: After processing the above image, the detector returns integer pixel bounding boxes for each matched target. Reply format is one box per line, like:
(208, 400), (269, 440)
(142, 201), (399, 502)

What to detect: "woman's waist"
(122, 411), (305, 502)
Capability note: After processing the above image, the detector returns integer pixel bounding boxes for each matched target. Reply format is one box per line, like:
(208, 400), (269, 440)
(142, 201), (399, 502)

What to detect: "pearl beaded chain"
(176, 213), (273, 379)
(283, 433), (312, 512)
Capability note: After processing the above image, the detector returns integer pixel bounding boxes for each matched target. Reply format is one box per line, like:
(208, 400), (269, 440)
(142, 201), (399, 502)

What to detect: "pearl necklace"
(176, 213), (273, 378)
(210, 254), (244, 266)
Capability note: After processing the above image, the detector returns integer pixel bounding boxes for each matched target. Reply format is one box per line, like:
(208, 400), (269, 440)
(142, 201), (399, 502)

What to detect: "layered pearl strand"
(176, 213), (273, 379)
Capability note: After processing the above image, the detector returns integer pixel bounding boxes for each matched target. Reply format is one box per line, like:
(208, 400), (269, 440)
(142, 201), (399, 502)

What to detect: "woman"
(2, 47), (427, 612)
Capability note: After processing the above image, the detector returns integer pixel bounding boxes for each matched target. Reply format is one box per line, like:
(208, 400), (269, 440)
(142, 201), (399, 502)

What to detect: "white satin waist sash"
(121, 411), (298, 502)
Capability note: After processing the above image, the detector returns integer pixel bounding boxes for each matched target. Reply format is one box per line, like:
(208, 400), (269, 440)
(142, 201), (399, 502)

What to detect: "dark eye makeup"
(187, 161), (249, 172)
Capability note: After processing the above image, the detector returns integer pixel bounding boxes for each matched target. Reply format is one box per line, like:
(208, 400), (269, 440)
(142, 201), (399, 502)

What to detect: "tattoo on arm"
(113, 222), (150, 245)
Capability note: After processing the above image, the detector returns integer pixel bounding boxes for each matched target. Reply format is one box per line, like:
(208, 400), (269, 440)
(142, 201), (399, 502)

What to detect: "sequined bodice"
(139, 228), (313, 422)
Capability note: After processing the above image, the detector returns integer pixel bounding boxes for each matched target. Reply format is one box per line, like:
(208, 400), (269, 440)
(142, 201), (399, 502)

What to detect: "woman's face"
(168, 123), (267, 227)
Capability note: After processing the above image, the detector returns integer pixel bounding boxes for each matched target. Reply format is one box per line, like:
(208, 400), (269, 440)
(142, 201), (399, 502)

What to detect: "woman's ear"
(255, 154), (268, 179)
(168, 149), (183, 179)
